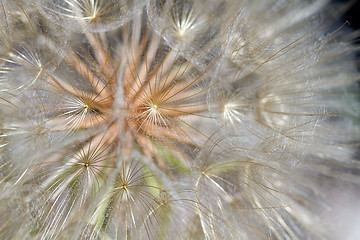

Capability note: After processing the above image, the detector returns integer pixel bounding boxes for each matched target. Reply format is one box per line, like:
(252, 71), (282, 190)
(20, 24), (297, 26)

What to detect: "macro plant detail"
(0, 0), (359, 239)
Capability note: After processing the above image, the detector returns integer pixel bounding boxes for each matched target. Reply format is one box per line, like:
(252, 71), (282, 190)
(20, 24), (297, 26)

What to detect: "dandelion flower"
(0, 0), (359, 239)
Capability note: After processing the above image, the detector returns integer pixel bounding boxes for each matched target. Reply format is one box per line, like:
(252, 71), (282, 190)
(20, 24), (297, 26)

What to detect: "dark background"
(335, 0), (360, 29)
(335, 0), (360, 75)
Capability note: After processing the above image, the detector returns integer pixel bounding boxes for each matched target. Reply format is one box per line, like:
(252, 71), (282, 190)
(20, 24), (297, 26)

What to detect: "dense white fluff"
(0, 0), (359, 239)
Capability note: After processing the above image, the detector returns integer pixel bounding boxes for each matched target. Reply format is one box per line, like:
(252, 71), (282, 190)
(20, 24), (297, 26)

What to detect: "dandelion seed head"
(41, 0), (145, 32)
(0, 0), (359, 239)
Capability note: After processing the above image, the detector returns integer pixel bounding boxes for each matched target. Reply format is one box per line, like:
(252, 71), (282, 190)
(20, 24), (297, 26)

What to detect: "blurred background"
(334, 0), (360, 29)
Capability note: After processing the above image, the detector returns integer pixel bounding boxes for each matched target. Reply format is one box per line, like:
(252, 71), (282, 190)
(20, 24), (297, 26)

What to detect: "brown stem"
(65, 51), (112, 98)
(85, 32), (114, 79)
